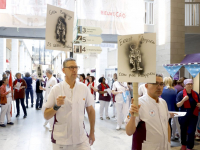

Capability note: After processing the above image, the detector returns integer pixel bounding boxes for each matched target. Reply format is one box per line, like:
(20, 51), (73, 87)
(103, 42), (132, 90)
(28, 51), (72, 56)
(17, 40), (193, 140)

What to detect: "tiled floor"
(0, 101), (199, 150)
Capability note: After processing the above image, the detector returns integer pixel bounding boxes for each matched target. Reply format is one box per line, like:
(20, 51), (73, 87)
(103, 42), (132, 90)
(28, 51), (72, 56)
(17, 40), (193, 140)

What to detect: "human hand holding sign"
(129, 98), (141, 117)
(56, 96), (66, 106)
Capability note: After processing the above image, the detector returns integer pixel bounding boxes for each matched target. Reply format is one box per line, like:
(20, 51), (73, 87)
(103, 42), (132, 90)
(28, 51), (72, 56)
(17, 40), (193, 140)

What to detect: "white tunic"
(135, 94), (171, 150)
(112, 81), (129, 104)
(44, 76), (57, 101)
(43, 81), (94, 145)
(138, 84), (147, 96)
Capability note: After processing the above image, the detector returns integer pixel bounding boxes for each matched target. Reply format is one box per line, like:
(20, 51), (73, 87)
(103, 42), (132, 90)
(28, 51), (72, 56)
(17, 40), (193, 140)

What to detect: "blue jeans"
(36, 93), (43, 109)
(25, 89), (33, 106)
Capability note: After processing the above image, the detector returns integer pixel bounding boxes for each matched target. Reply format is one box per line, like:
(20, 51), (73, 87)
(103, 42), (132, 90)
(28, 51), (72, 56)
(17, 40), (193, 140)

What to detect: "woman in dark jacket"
(23, 72), (33, 108)
(98, 77), (111, 120)
(13, 73), (27, 118)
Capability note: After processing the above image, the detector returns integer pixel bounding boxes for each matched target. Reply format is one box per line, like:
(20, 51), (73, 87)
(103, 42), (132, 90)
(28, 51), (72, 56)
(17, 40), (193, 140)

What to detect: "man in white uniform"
(43, 58), (95, 150)
(0, 77), (14, 127)
(138, 83), (147, 96)
(40, 68), (57, 131)
(126, 74), (171, 150)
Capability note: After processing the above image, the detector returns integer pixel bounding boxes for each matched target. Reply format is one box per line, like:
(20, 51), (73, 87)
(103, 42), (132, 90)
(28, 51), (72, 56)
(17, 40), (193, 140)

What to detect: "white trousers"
(116, 101), (129, 126)
(99, 100), (109, 117)
(171, 117), (180, 138)
(113, 103), (117, 117)
(52, 139), (91, 150)
(0, 98), (12, 124)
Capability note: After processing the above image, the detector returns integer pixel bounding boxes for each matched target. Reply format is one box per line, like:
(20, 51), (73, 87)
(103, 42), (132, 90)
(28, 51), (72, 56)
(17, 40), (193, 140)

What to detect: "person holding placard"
(98, 77), (111, 120)
(176, 79), (200, 150)
(43, 58), (95, 150)
(126, 74), (171, 150)
(87, 76), (98, 108)
(112, 81), (130, 130)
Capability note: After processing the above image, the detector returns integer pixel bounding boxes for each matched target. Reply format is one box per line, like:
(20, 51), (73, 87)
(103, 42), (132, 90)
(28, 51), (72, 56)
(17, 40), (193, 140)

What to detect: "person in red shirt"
(0, 77), (14, 127)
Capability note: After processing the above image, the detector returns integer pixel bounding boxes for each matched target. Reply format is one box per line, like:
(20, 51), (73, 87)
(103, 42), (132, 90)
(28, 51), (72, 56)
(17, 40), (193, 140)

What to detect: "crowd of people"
(0, 58), (200, 150)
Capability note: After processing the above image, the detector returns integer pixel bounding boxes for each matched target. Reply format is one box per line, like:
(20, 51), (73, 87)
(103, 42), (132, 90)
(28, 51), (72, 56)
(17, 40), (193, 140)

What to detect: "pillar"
(11, 39), (19, 76)
(0, 38), (6, 74)
(19, 42), (25, 74)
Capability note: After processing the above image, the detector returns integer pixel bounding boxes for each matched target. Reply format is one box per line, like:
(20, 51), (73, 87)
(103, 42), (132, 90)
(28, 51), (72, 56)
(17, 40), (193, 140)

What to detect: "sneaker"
(16, 114), (20, 118)
(116, 125), (121, 130)
(171, 137), (176, 141)
(180, 145), (186, 150)
(7, 122), (14, 125)
(106, 117), (110, 120)
(100, 117), (103, 120)
(0, 124), (6, 127)
(23, 115), (27, 118)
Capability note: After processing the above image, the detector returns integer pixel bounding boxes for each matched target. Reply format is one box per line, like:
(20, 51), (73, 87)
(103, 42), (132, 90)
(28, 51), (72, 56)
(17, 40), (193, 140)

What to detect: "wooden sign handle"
(132, 82), (139, 117)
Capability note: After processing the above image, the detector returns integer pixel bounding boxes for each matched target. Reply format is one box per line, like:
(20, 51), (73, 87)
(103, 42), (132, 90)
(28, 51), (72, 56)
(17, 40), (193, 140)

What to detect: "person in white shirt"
(112, 81), (130, 130)
(43, 58), (95, 150)
(79, 74), (88, 85)
(40, 68), (57, 131)
(126, 74), (173, 150)
(138, 83), (147, 96)
(87, 76), (98, 108)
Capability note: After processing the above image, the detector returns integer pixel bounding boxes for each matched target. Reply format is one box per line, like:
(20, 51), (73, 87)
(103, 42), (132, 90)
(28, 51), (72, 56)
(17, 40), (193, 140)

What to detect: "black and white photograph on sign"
(45, 4), (74, 51)
(78, 26), (82, 34)
(74, 45), (82, 53)
(77, 35), (82, 41)
(36, 65), (43, 79)
(118, 33), (156, 83)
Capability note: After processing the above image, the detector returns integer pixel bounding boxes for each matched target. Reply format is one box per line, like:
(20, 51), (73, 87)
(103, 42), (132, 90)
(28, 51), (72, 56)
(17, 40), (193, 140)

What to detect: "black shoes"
(31, 104), (33, 107)
(26, 106), (28, 108)
(7, 122), (14, 125)
(0, 124), (6, 127)
(16, 114), (20, 118)
(23, 115), (27, 118)
(36, 108), (41, 110)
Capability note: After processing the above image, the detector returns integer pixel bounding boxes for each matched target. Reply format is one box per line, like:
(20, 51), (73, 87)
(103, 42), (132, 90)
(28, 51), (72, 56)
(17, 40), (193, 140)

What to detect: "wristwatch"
(53, 104), (61, 111)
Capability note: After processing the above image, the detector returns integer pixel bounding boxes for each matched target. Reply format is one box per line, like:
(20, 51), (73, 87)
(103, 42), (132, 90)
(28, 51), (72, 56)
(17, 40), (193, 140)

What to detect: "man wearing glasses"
(43, 58), (95, 150)
(126, 74), (171, 150)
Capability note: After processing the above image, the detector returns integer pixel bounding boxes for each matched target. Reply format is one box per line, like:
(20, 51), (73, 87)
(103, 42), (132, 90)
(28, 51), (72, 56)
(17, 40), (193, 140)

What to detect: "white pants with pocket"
(99, 100), (110, 118)
(0, 97), (12, 124)
(171, 117), (180, 138)
(52, 139), (91, 150)
(116, 101), (129, 126)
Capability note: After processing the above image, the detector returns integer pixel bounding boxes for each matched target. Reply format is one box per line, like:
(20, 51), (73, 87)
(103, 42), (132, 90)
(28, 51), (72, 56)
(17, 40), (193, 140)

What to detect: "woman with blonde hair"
(161, 77), (178, 140)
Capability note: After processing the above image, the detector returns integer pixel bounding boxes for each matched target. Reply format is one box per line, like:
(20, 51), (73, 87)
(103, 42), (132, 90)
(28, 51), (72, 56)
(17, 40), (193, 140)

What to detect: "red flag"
(9, 71), (13, 117)
(0, 0), (6, 9)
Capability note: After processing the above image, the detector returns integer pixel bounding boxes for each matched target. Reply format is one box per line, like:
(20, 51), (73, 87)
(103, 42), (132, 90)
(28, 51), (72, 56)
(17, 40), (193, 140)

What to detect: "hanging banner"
(0, 0), (75, 28)
(77, 0), (144, 35)
(163, 65), (182, 78)
(78, 26), (102, 35)
(45, 4), (74, 52)
(0, 0), (6, 9)
(117, 33), (156, 83)
(36, 65), (43, 80)
(184, 64), (200, 78)
(173, 71), (180, 80)
(73, 45), (102, 54)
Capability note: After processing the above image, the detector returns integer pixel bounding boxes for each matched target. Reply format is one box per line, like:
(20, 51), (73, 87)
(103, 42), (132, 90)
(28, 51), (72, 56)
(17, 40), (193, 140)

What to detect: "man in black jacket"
(35, 79), (44, 110)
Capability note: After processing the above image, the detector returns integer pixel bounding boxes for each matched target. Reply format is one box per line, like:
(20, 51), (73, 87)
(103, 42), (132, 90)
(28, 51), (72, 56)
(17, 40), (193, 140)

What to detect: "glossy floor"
(0, 102), (199, 150)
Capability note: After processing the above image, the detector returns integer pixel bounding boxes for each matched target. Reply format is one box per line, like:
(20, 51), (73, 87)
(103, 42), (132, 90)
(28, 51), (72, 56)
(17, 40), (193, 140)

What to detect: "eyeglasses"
(150, 82), (164, 87)
(64, 66), (80, 70)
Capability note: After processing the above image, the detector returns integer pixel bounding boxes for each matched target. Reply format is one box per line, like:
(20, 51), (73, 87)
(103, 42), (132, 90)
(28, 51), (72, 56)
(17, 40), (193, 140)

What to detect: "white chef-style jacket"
(44, 76), (57, 101)
(43, 81), (94, 145)
(112, 81), (129, 104)
(138, 84), (147, 96)
(133, 94), (171, 150)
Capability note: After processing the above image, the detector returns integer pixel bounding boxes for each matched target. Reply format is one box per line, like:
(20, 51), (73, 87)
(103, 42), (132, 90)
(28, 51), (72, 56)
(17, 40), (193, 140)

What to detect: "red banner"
(0, 0), (6, 9)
